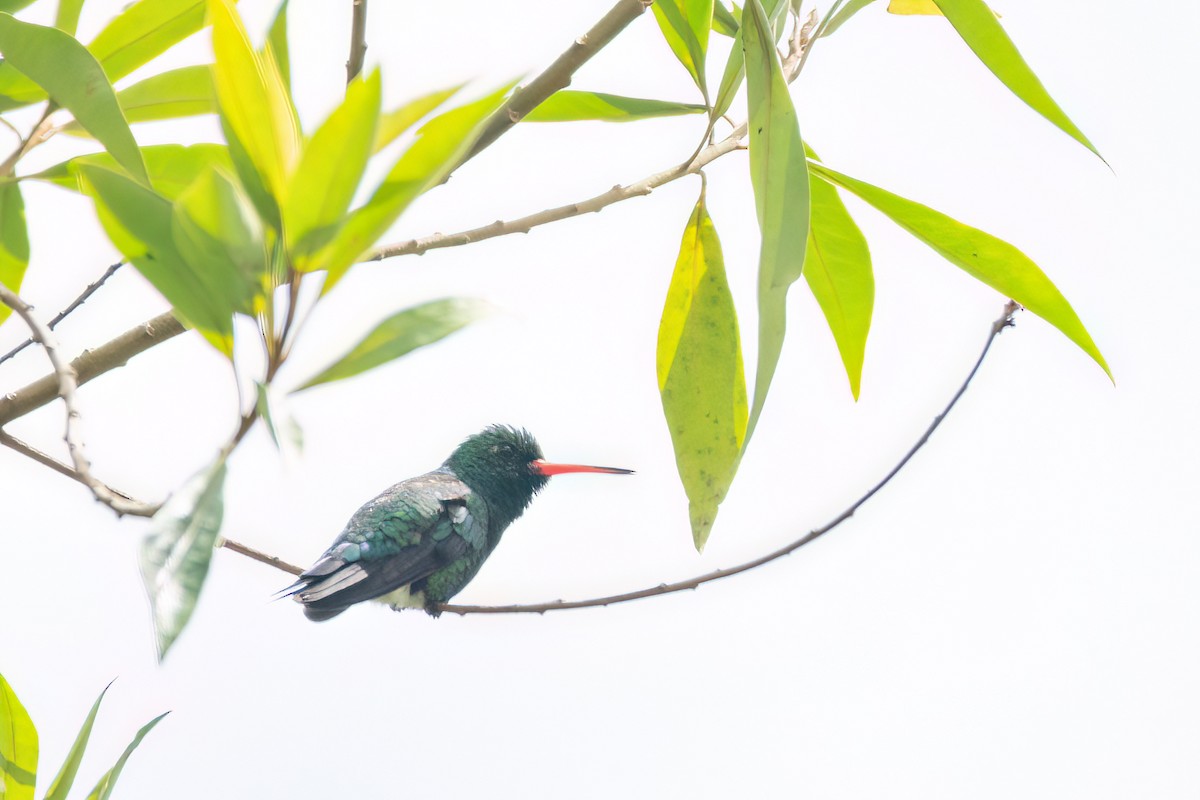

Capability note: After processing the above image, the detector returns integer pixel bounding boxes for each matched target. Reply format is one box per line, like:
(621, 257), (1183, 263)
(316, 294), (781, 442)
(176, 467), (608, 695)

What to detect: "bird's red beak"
(530, 459), (634, 477)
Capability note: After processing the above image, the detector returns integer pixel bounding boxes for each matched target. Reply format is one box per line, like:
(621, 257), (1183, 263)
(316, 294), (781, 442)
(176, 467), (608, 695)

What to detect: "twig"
(0, 311), (185, 426)
(0, 284), (155, 516)
(218, 537), (304, 576)
(0, 261), (125, 367)
(346, 0), (368, 84)
(0, 106), (55, 177)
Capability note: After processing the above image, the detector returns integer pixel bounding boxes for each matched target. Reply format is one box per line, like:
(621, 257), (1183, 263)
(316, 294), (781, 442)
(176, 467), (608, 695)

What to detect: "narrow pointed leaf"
(28, 144), (231, 199)
(0, 14), (148, 184)
(54, 0), (86, 35)
(84, 712), (168, 800)
(0, 673), (37, 800)
(311, 84), (513, 290)
(811, 161), (1110, 377)
(61, 66), (216, 136)
(0, 182), (29, 328)
(743, 0), (810, 441)
(139, 458), (226, 660)
(652, 0), (712, 100)
(373, 85), (463, 154)
(88, 0), (207, 84)
(929, 0), (1101, 160)
(0, 0), (35, 12)
(712, 0), (783, 143)
(295, 298), (490, 391)
(657, 188), (747, 551)
(712, 1), (739, 36)
(42, 682), (113, 800)
(822, 0), (878, 36)
(525, 91), (707, 123)
(265, 0), (290, 90)
(285, 70), (381, 264)
(209, 0), (300, 209)
(803, 145), (873, 399)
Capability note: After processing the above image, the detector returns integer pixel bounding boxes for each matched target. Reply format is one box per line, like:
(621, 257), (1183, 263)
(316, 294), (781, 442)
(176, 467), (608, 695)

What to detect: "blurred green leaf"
(821, 0), (877, 36)
(265, 0), (290, 90)
(255, 381), (303, 454)
(524, 91), (706, 123)
(54, 0), (86, 35)
(0, 672), (37, 800)
(311, 83), (513, 290)
(171, 166), (266, 316)
(657, 186), (747, 551)
(285, 70), (381, 264)
(743, 0), (809, 442)
(138, 457), (226, 661)
(0, 0), (36, 13)
(803, 145), (873, 399)
(83, 712), (168, 800)
(88, 0), (207, 84)
(79, 164), (235, 352)
(0, 14), (148, 184)
(42, 682), (112, 800)
(0, 182), (29, 329)
(295, 298), (490, 391)
(27, 143), (231, 199)
(930, 0), (1102, 160)
(810, 160), (1110, 378)
(652, 0), (713, 101)
(712, 1), (738, 35)
(210, 0), (300, 215)
(62, 66), (216, 135)
(373, 84), (462, 154)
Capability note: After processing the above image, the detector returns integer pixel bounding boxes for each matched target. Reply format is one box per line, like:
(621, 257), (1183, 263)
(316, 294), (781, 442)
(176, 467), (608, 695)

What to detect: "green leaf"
(88, 0), (207, 84)
(310, 83), (513, 290)
(54, 0), (86, 35)
(712, 0), (783, 125)
(27, 143), (231, 199)
(524, 91), (707, 123)
(373, 85), (463, 154)
(743, 0), (810, 442)
(284, 69), (381, 264)
(0, 0), (36, 13)
(79, 164), (235, 352)
(171, 165), (267, 316)
(0, 672), (37, 800)
(138, 457), (226, 660)
(0, 182), (29, 329)
(712, 1), (739, 36)
(60, 66), (216, 136)
(821, 0), (877, 36)
(265, 0), (290, 91)
(0, 14), (148, 184)
(42, 682), (112, 800)
(930, 0), (1101, 160)
(652, 0), (713, 101)
(810, 160), (1110, 378)
(295, 298), (490, 391)
(803, 145), (873, 399)
(255, 381), (303, 454)
(209, 0), (300, 212)
(84, 712), (167, 800)
(657, 186), (747, 551)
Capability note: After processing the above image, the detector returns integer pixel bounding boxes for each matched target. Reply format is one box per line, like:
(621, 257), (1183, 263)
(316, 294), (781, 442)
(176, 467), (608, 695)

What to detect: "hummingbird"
(282, 425), (632, 621)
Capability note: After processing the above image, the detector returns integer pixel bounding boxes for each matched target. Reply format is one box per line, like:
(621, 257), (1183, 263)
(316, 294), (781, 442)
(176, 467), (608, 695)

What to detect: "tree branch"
(0, 261), (125, 366)
(0, 311), (184, 426)
(346, 0), (368, 84)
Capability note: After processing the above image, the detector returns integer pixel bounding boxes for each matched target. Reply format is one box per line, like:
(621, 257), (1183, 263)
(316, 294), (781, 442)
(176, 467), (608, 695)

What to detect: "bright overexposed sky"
(2, 1), (1198, 798)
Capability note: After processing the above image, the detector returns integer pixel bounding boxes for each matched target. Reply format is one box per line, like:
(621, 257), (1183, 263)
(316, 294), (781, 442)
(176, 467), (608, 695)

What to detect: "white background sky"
(2, 1), (1197, 797)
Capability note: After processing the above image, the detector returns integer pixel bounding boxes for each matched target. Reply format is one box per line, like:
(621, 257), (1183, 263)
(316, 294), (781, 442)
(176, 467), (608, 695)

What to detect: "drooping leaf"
(821, 0), (878, 36)
(0, 672), (37, 800)
(42, 682), (113, 800)
(711, 0), (784, 129)
(88, 0), (207, 84)
(83, 712), (168, 800)
(0, 182), (29, 328)
(209, 0), (300, 212)
(79, 164), (235, 352)
(54, 0), (86, 35)
(712, 1), (739, 36)
(810, 161), (1110, 378)
(61, 66), (216, 135)
(657, 186), (747, 551)
(171, 165), (267, 316)
(284, 70), (381, 264)
(295, 298), (490, 391)
(652, 0), (713, 101)
(803, 145), (873, 399)
(524, 91), (707, 123)
(0, 14), (148, 184)
(373, 85), (463, 154)
(138, 457), (226, 660)
(255, 381), (303, 454)
(28, 143), (231, 199)
(743, 0), (810, 442)
(310, 83), (513, 290)
(929, 0), (1101, 160)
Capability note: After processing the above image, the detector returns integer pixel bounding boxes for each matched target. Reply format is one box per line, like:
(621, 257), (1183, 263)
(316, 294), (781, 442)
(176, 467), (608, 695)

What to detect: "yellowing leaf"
(0, 672), (38, 800)
(887, 0), (940, 13)
(652, 0), (713, 100)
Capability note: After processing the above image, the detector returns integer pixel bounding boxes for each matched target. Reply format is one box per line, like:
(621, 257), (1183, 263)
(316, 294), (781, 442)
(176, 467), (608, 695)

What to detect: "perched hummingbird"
(282, 425), (632, 621)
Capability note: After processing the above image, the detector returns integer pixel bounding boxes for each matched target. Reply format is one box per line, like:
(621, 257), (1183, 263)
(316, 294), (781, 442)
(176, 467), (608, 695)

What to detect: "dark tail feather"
(303, 604), (348, 622)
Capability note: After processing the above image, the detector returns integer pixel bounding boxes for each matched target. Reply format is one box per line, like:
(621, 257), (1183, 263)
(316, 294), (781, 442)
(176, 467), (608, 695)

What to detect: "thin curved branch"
(0, 284), (158, 516)
(0, 261), (125, 366)
(346, 0), (368, 84)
